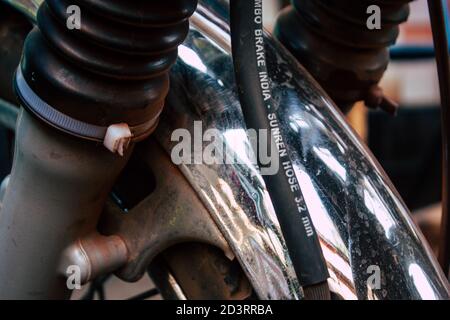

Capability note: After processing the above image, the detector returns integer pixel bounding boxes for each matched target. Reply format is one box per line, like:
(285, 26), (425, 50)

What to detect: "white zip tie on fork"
(103, 123), (132, 156)
(14, 68), (159, 156)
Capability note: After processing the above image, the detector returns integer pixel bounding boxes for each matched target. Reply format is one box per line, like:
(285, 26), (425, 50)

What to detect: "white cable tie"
(103, 123), (133, 156)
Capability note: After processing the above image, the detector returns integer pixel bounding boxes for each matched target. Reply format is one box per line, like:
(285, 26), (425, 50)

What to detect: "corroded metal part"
(100, 140), (232, 283)
(59, 233), (128, 285)
(161, 243), (252, 300)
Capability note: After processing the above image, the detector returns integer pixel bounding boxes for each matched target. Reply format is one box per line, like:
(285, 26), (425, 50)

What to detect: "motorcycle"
(0, 0), (448, 300)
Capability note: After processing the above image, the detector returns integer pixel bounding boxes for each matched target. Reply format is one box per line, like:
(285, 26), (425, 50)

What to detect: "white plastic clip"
(103, 123), (132, 156)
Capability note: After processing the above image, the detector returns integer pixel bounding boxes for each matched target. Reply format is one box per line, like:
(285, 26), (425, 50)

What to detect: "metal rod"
(0, 110), (132, 299)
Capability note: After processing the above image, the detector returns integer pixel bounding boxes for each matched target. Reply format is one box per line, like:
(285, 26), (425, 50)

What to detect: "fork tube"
(0, 110), (131, 299)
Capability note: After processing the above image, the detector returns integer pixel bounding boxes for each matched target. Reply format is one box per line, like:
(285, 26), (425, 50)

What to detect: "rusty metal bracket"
(99, 140), (233, 282)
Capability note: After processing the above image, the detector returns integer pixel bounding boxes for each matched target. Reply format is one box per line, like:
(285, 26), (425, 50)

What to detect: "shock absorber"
(275, 0), (412, 113)
(0, 0), (197, 299)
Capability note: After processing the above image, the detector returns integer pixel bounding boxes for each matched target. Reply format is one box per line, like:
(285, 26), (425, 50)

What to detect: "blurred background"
(368, 0), (445, 253)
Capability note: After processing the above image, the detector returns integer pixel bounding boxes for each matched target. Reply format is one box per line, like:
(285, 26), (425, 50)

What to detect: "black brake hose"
(229, 0), (330, 299)
(428, 0), (450, 277)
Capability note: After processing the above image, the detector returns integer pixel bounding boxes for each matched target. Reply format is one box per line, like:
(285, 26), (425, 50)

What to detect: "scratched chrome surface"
(8, 0), (449, 300)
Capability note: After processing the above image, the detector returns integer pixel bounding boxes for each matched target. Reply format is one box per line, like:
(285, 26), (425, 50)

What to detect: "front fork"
(0, 0), (196, 299)
(0, 110), (131, 299)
